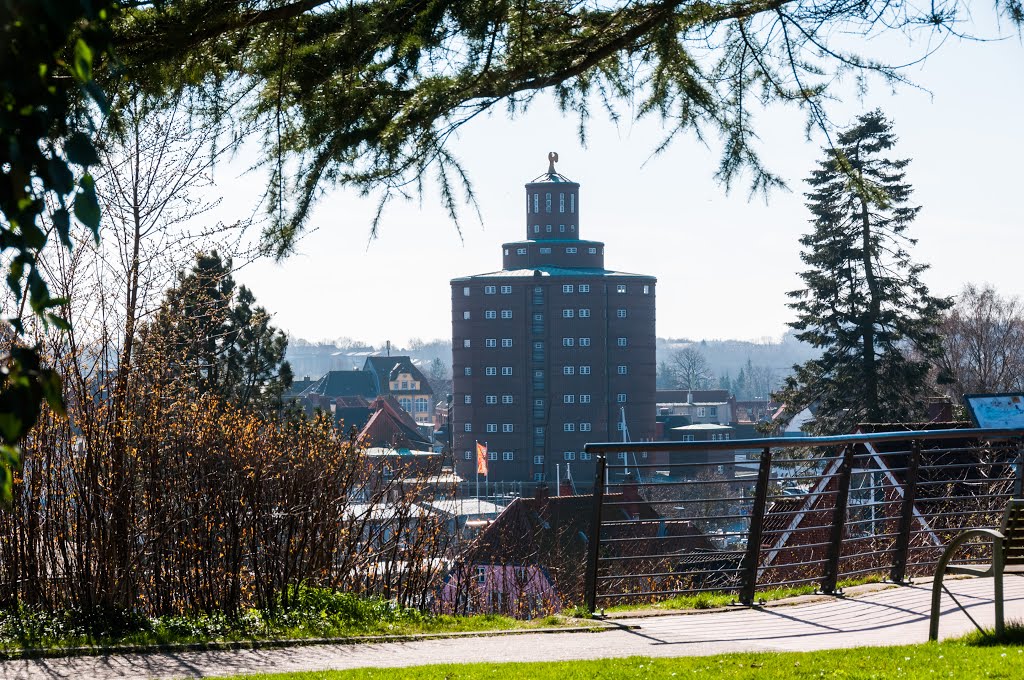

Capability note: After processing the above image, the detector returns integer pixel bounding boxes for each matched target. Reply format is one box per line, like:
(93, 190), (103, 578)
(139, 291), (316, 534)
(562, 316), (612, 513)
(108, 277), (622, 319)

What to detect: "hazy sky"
(218, 19), (1023, 348)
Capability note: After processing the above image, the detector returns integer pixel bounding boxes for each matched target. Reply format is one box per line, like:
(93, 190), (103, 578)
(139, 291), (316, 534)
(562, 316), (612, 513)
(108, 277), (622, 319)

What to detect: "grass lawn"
(211, 640), (1024, 679)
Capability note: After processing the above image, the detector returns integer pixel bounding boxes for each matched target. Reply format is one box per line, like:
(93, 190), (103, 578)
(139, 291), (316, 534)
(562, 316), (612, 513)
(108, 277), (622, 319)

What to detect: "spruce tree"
(774, 110), (950, 434)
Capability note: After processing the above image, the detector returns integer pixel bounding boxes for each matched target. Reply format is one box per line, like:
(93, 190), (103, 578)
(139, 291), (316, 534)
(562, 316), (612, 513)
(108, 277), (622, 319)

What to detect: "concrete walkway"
(2, 577), (1022, 680)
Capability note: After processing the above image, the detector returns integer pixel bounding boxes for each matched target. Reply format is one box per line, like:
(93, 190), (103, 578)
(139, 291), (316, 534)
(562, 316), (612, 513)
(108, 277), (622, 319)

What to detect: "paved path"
(2, 577), (1022, 680)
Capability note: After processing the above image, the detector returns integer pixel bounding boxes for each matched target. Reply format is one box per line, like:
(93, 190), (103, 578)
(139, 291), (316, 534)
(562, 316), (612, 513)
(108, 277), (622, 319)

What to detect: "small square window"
(579, 309), (590, 318)
(616, 284), (627, 293)
(580, 423), (591, 432)
(486, 423), (497, 433)
(502, 395), (513, 404)
(562, 284), (574, 293)
(464, 367), (472, 376)
(485, 285), (496, 294)
(617, 365), (628, 375)
(534, 455), (544, 465)
(464, 450), (472, 460)
(580, 394), (591, 404)
(464, 395), (472, 404)
(486, 366), (497, 376)
(563, 366), (575, 375)
(501, 338), (512, 347)
(501, 309), (512, 319)
(617, 337), (627, 347)
(564, 423), (575, 432)
(563, 394), (575, 404)
(503, 424), (514, 433)
(464, 423), (472, 432)
(540, 247), (551, 254)
(517, 248), (527, 255)
(545, 224), (552, 232)
(643, 285), (650, 294)
(463, 287), (471, 296)
(580, 366), (591, 375)
(579, 284), (590, 293)
(501, 366), (512, 376)
(562, 337), (574, 347)
(534, 473), (544, 481)
(588, 247), (597, 254)
(566, 247), (577, 254)
(463, 339), (471, 348)
(563, 451), (575, 461)
(485, 310), (497, 319)
(485, 338), (497, 348)
(488, 451), (497, 461)
(501, 285), (512, 294)
(617, 393), (627, 403)
(580, 451), (591, 461)
(503, 451), (514, 461)
(617, 309), (627, 318)
(486, 395), (497, 404)
(579, 338), (591, 347)
(562, 309), (574, 318)
(463, 311), (471, 320)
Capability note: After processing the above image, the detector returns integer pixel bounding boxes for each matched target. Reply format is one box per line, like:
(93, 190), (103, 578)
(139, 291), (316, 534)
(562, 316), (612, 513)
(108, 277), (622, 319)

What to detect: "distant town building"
(450, 154), (657, 485)
(362, 356), (435, 425)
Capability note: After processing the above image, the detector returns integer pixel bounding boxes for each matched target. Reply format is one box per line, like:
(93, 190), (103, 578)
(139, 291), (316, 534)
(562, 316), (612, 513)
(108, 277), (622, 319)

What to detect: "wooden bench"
(929, 498), (1024, 641)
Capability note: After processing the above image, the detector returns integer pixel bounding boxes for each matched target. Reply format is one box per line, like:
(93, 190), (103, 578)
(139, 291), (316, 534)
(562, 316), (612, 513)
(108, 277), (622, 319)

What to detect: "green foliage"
(0, 0), (118, 501)
(143, 251), (292, 411)
(774, 110), (951, 435)
(108, 1), (1024, 255)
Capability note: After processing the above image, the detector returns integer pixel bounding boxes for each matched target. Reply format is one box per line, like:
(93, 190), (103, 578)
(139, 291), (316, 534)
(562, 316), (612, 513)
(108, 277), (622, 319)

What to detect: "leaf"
(64, 132), (100, 167)
(72, 38), (93, 82)
(74, 173), (101, 239)
(47, 157), (75, 194)
(52, 208), (72, 249)
(37, 370), (66, 418)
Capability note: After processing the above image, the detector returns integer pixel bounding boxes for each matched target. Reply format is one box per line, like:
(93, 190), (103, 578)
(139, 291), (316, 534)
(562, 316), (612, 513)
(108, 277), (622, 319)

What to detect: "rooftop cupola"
(524, 151), (580, 241)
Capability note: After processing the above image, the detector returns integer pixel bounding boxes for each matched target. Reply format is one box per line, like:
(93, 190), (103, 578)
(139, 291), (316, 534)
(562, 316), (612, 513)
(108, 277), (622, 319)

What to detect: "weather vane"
(547, 151), (559, 175)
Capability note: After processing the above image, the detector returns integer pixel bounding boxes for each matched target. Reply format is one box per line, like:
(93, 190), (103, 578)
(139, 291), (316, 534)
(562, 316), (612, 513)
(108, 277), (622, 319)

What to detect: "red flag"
(476, 441), (488, 476)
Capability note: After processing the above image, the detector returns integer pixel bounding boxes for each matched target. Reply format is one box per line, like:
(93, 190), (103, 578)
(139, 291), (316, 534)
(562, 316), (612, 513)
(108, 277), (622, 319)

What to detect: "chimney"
(534, 482), (550, 503)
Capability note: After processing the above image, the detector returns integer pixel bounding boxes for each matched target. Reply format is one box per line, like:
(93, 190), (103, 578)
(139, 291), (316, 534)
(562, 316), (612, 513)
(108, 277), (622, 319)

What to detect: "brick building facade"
(450, 154), (657, 486)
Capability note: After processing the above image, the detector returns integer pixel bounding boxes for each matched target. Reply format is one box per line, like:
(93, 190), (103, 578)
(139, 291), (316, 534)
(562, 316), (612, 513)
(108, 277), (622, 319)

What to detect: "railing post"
(739, 446), (773, 605)
(890, 439), (920, 583)
(821, 444), (855, 595)
(584, 453), (607, 614)
(1014, 442), (1023, 499)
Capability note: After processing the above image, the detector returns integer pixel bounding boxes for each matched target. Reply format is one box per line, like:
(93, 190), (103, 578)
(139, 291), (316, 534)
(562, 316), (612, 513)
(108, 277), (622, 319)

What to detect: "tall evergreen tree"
(143, 251), (292, 411)
(773, 110), (950, 434)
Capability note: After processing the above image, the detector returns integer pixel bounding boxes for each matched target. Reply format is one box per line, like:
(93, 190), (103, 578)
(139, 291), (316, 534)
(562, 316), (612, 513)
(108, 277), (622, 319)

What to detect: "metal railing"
(583, 427), (1024, 612)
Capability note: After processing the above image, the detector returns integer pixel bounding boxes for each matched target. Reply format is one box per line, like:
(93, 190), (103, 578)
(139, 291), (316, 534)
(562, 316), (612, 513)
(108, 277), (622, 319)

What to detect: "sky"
(217, 17), (1024, 349)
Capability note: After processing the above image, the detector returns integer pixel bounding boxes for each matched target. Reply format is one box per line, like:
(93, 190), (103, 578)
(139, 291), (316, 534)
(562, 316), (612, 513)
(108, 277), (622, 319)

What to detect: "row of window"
(463, 450), (516, 461)
(464, 394), (516, 404)
(562, 394), (592, 403)
(531, 452), (594, 464)
(462, 285), (514, 295)
(397, 397), (430, 412)
(561, 309), (628, 318)
(463, 310), (514, 320)
(463, 283), (651, 296)
(459, 450), (604, 463)
(562, 365), (628, 375)
(532, 224), (576, 235)
(562, 337), (627, 347)
(530, 192), (576, 214)
(484, 424), (516, 433)
(562, 423), (592, 432)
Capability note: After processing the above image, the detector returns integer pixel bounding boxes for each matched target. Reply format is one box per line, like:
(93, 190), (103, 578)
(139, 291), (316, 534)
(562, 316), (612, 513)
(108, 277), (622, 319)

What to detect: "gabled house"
(363, 356), (435, 425)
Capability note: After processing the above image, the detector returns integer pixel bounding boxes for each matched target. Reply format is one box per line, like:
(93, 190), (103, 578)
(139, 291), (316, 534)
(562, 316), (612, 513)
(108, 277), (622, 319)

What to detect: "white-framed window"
(485, 366), (497, 376)
(563, 394), (575, 404)
(485, 395), (497, 405)
(564, 423), (575, 432)
(643, 285), (650, 294)
(617, 337), (628, 347)
(501, 366), (512, 376)
(463, 287), (470, 296)
(485, 285), (496, 294)
(533, 224), (540, 234)
(559, 224), (565, 232)
(566, 247), (577, 254)
(562, 284), (574, 293)
(464, 450), (472, 460)
(488, 451), (497, 461)
(540, 247), (551, 254)
(464, 367), (472, 376)
(562, 337), (574, 347)
(533, 193), (539, 213)
(464, 395), (472, 404)
(485, 310), (497, 319)
(503, 451), (514, 461)
(501, 338), (512, 348)
(502, 395), (513, 404)
(580, 423), (592, 432)
(501, 285), (512, 294)
(503, 424), (514, 433)
(533, 341), (543, 350)
(563, 451), (575, 461)
(580, 394), (591, 404)
(546, 224), (552, 232)
(485, 338), (497, 348)
(545, 192), (552, 212)
(559, 193), (565, 212)
(517, 247), (527, 255)
(501, 309), (512, 319)
(579, 337), (591, 347)
(588, 247), (597, 254)
(534, 455), (544, 465)
(534, 398), (544, 407)
(570, 194), (575, 213)
(463, 339), (471, 348)
(617, 309), (627, 318)
(617, 284), (627, 293)
(463, 311), (471, 320)
(681, 434), (695, 442)
(697, 406), (706, 417)
(616, 422), (624, 431)
(464, 423), (472, 432)
(580, 451), (592, 461)
(486, 423), (497, 433)
(580, 366), (591, 375)
(562, 309), (574, 318)
(617, 393), (627, 403)
(534, 473), (544, 481)
(579, 308), (590, 318)
(617, 365), (628, 375)
(563, 366), (575, 375)
(579, 284), (590, 293)
(533, 313), (543, 322)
